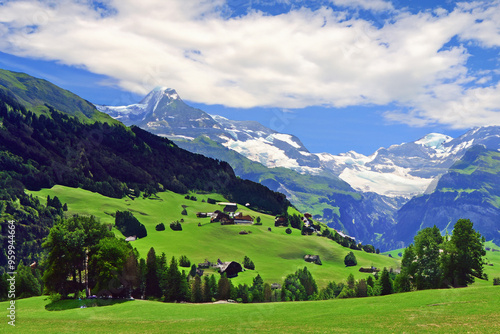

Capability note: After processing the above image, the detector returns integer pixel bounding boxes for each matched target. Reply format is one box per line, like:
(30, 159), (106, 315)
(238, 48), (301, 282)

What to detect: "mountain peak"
(143, 86), (180, 102)
(415, 133), (453, 150)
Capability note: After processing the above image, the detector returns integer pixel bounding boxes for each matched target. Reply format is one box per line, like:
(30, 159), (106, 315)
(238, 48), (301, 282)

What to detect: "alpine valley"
(97, 87), (500, 249)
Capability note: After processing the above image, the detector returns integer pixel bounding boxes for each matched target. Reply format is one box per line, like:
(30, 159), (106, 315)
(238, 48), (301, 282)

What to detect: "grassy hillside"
(0, 68), (117, 124)
(175, 136), (400, 250)
(28, 185), (399, 287)
(2, 285), (499, 333)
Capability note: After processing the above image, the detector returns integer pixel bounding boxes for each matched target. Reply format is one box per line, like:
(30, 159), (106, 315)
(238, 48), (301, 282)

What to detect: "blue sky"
(1, 0), (500, 155)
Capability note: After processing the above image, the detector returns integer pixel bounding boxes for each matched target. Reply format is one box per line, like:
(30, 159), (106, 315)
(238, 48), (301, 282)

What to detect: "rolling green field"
(1, 285), (499, 333)
(28, 185), (399, 287)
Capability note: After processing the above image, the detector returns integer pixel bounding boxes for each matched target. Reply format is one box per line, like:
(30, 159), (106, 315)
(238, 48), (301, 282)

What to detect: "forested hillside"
(0, 85), (289, 271)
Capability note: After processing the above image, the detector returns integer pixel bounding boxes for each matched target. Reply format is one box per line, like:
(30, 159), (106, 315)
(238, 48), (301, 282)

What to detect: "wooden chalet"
(234, 213), (254, 224)
(198, 260), (212, 269)
(219, 261), (243, 278)
(211, 210), (234, 224)
(274, 215), (287, 227)
(217, 202), (238, 213)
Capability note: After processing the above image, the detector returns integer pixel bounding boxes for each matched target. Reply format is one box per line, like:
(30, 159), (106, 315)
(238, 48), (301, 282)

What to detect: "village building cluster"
(197, 202), (255, 225)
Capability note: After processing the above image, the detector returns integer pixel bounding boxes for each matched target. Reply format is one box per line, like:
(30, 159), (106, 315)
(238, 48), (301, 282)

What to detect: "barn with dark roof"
(219, 261), (243, 278)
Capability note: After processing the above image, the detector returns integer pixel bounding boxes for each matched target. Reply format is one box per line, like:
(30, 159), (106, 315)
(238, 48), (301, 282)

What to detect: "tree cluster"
(243, 256), (255, 270)
(179, 255), (191, 268)
(170, 221), (182, 231)
(396, 219), (486, 291)
(115, 211), (147, 239)
(42, 215), (140, 299)
(0, 192), (63, 274)
(155, 223), (165, 231)
(321, 268), (395, 300)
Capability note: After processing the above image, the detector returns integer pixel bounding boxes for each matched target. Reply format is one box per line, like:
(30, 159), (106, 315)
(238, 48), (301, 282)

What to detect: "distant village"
(196, 202), (255, 225)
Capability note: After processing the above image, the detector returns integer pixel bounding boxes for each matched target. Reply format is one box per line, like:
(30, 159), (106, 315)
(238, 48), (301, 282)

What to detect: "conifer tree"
(145, 247), (161, 298)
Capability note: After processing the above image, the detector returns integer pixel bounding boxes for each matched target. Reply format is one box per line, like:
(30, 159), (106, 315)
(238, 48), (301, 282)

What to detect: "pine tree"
(164, 256), (183, 302)
(379, 267), (393, 296)
(191, 275), (202, 302)
(218, 273), (231, 300)
(145, 248), (161, 299)
(250, 274), (264, 302)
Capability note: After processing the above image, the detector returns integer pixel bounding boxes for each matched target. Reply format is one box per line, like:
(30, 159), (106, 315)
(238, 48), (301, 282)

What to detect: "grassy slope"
(2, 286), (499, 333)
(0, 68), (118, 124)
(28, 186), (399, 287)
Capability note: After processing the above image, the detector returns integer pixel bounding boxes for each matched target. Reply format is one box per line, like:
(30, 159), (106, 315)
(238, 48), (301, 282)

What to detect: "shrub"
(285, 228), (292, 234)
(181, 208), (188, 215)
(155, 223), (165, 231)
(170, 221), (182, 231)
(494, 277), (500, 286)
(344, 251), (357, 267)
(207, 198), (216, 204)
(243, 256), (255, 270)
(362, 244), (375, 253)
(179, 255), (191, 268)
(48, 292), (62, 303)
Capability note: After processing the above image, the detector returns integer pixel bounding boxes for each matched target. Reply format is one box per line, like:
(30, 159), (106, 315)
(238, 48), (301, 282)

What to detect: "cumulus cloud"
(330, 0), (393, 12)
(0, 0), (500, 128)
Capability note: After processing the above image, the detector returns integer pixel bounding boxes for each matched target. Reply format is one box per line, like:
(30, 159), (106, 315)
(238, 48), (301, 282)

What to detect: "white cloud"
(0, 0), (500, 128)
(330, 0), (393, 12)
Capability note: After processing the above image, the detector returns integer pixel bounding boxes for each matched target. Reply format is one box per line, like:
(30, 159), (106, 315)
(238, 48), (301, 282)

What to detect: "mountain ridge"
(95, 86), (500, 250)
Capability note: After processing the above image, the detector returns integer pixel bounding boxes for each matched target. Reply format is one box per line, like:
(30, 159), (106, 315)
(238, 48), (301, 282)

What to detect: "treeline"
(1, 215), (491, 303)
(280, 213), (380, 254)
(319, 268), (396, 300)
(0, 89), (289, 215)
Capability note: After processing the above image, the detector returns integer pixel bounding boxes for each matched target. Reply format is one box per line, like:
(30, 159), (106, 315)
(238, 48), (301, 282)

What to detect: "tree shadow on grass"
(45, 298), (132, 311)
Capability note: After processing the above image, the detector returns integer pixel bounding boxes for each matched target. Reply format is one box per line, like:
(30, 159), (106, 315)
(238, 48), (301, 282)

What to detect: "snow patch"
(339, 166), (433, 198)
(271, 133), (302, 149)
(222, 138), (301, 169)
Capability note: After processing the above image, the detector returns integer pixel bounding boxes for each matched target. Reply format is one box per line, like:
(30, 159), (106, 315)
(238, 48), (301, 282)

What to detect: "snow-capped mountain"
(318, 129), (500, 197)
(96, 88), (500, 199)
(317, 133), (456, 198)
(96, 87), (324, 170)
(96, 87), (224, 139)
(211, 115), (322, 170)
(95, 87), (500, 250)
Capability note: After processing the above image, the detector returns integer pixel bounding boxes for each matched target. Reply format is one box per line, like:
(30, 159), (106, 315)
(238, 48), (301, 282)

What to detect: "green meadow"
(2, 285), (499, 333)
(28, 185), (399, 287)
